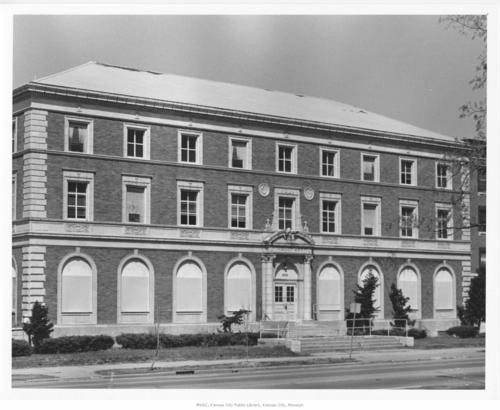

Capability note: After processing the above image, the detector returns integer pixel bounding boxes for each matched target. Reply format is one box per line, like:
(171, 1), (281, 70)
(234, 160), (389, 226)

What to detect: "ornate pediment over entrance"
(263, 230), (315, 248)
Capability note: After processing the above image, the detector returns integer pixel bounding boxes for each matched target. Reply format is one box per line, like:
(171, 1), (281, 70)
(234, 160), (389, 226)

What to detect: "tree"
(440, 15), (486, 142)
(22, 301), (54, 347)
(346, 271), (379, 332)
(463, 266), (486, 327)
(389, 283), (412, 328)
(218, 309), (250, 333)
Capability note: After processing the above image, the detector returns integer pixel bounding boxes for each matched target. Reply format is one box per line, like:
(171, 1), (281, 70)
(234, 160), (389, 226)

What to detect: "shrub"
(12, 339), (32, 357)
(389, 283), (412, 328)
(117, 332), (260, 349)
(371, 328), (406, 336)
(218, 309), (250, 333)
(408, 328), (427, 339)
(116, 333), (157, 349)
(446, 325), (478, 338)
(22, 302), (54, 348)
(35, 335), (115, 354)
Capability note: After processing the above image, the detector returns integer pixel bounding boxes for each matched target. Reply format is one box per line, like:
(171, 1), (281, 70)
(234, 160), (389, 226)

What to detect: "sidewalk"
(12, 347), (485, 383)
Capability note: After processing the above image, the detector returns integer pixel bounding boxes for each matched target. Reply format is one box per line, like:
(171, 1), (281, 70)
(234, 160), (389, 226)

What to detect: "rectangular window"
(436, 163), (451, 189)
(124, 124), (150, 159)
(122, 176), (151, 224)
(127, 128), (144, 158)
(361, 196), (381, 236)
(277, 144), (296, 173)
(63, 171), (94, 221)
(322, 201), (337, 233)
(230, 138), (251, 169)
(12, 117), (17, 153)
(400, 158), (416, 185)
(125, 186), (145, 223)
(180, 190), (198, 226)
(67, 181), (88, 220)
(274, 286), (283, 303)
(12, 173), (17, 220)
(400, 201), (418, 238)
(478, 206), (486, 233)
(67, 120), (90, 153)
(363, 204), (377, 236)
(179, 131), (202, 164)
(361, 154), (379, 182)
(178, 181), (204, 227)
(278, 197), (295, 230)
(230, 194), (248, 229)
(286, 286), (295, 303)
(321, 149), (339, 177)
(477, 166), (486, 193)
(436, 206), (452, 240)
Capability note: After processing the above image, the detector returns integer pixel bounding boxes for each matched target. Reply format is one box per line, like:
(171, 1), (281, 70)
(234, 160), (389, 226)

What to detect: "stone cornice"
(13, 82), (466, 151)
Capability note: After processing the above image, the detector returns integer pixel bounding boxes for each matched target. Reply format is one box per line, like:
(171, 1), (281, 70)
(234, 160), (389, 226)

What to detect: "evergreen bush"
(22, 301), (54, 348)
(116, 332), (259, 349)
(12, 339), (32, 357)
(446, 325), (478, 338)
(35, 335), (115, 354)
(389, 283), (412, 328)
(407, 328), (427, 339)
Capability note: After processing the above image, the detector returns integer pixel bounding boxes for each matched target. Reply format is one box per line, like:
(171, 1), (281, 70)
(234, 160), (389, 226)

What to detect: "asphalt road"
(13, 356), (485, 389)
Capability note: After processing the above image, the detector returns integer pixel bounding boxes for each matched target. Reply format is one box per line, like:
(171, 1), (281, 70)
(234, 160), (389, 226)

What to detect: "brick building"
(12, 62), (470, 336)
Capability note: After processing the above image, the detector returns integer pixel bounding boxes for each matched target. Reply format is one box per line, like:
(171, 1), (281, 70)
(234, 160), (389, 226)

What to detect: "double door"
(273, 283), (297, 321)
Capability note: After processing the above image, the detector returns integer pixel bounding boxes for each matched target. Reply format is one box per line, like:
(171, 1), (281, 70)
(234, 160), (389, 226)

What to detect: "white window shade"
(121, 260), (150, 312)
(177, 262), (203, 312)
(318, 266), (341, 310)
(399, 268), (418, 310)
(227, 263), (252, 312)
(363, 204), (377, 235)
(435, 269), (453, 310)
(363, 160), (374, 176)
(232, 141), (247, 168)
(61, 258), (92, 313)
(126, 186), (145, 223)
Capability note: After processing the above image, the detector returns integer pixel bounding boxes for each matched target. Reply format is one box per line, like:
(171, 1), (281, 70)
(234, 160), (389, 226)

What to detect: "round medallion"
(258, 183), (270, 197)
(303, 186), (315, 200)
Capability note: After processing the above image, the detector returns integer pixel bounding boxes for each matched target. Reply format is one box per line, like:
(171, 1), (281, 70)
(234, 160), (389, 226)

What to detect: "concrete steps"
(287, 321), (346, 338)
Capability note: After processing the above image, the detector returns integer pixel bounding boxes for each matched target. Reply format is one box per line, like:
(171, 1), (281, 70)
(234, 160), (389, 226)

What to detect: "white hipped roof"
(32, 61), (455, 142)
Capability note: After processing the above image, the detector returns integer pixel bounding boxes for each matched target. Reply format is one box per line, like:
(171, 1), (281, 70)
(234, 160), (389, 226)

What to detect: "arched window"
(398, 267), (419, 311)
(435, 268), (454, 312)
(226, 262), (252, 313)
(61, 257), (93, 314)
(318, 265), (341, 311)
(176, 261), (203, 312)
(121, 259), (151, 317)
(360, 265), (383, 319)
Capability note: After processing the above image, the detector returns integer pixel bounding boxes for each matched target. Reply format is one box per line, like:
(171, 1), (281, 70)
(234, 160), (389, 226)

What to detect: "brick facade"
(12, 63), (471, 336)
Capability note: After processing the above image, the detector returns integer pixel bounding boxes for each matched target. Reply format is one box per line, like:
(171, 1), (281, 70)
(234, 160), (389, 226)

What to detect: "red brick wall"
(45, 246), (263, 325)
(43, 245), (462, 324)
(311, 256), (462, 320)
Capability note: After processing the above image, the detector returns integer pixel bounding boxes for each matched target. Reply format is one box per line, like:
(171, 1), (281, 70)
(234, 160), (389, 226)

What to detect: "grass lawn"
(12, 345), (301, 369)
(413, 333), (485, 349)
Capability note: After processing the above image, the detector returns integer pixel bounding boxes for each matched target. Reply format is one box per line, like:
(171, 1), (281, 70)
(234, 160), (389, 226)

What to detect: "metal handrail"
(346, 317), (408, 337)
(259, 320), (290, 339)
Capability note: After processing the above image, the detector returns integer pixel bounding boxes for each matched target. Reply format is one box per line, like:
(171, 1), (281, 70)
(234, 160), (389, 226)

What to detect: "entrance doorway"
(273, 283), (297, 321)
(273, 262), (298, 321)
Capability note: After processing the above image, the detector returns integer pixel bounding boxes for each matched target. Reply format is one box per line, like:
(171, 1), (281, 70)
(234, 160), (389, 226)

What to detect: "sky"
(12, 14), (485, 139)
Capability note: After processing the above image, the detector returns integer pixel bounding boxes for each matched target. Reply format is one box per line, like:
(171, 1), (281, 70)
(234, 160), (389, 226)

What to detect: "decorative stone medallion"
(303, 185), (315, 200)
(258, 183), (270, 197)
